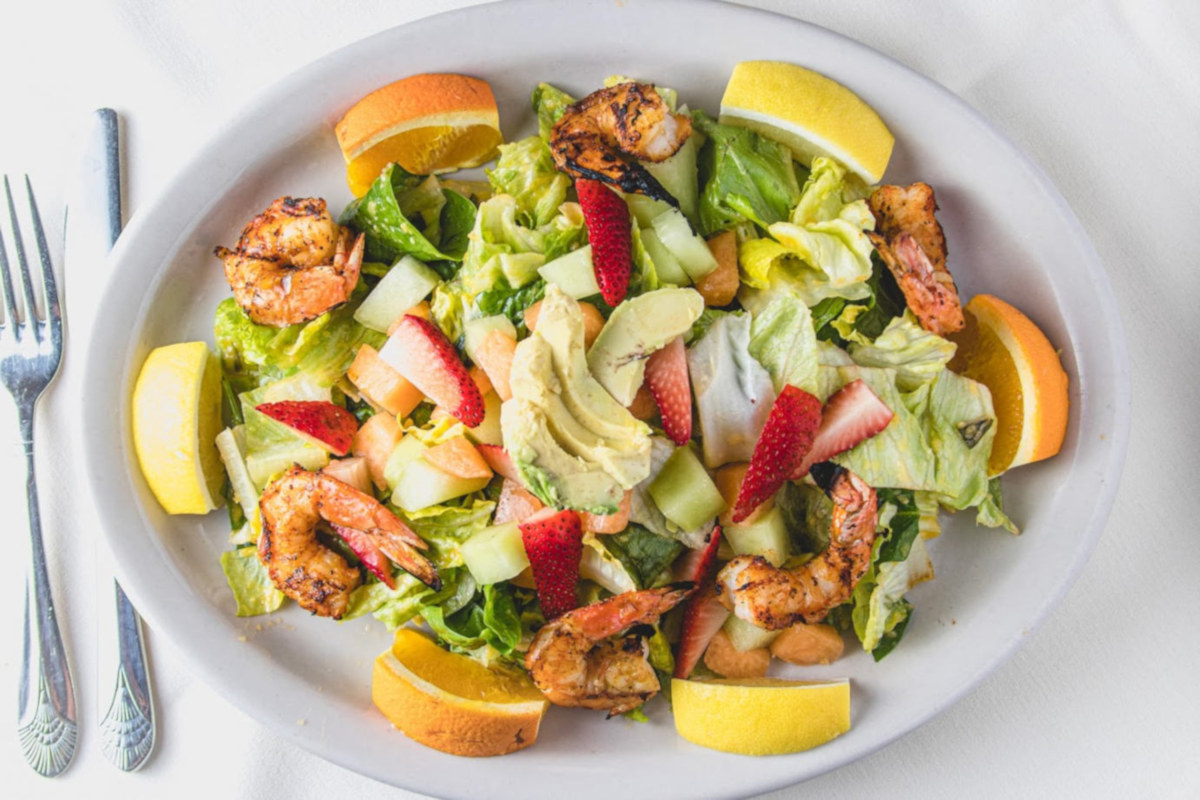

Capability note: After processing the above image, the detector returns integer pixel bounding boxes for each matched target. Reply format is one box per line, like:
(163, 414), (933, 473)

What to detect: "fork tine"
(24, 176), (60, 327)
(0, 177), (21, 326)
(4, 175), (40, 325)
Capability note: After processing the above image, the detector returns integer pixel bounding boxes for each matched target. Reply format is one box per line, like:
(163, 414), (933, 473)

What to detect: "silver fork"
(1, 175), (77, 777)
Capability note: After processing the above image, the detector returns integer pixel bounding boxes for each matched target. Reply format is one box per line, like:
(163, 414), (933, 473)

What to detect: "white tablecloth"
(1, 1), (1197, 797)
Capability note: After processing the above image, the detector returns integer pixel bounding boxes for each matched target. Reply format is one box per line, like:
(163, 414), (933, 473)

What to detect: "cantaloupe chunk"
(351, 412), (403, 490)
(347, 344), (424, 418)
(473, 330), (517, 401)
(423, 437), (493, 480)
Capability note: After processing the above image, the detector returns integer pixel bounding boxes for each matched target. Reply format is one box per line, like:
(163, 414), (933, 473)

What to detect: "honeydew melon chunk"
(245, 444), (328, 489)
(650, 208), (718, 281)
(639, 227), (691, 286)
(465, 391), (504, 447)
(383, 435), (428, 492)
(724, 505), (790, 567)
(461, 522), (530, 585)
(538, 245), (600, 299)
(647, 445), (726, 532)
(643, 133), (699, 223)
(722, 614), (782, 652)
(354, 255), (440, 332)
(391, 456), (490, 513)
(215, 426), (258, 522)
(464, 316), (518, 362)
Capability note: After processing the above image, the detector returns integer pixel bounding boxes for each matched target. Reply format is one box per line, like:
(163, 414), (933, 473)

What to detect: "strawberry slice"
(732, 385), (822, 523)
(576, 178), (632, 306)
(378, 315), (485, 427)
(476, 443), (521, 481)
(790, 379), (895, 480)
(645, 336), (692, 446)
(673, 527), (729, 679)
(519, 509), (583, 619)
(329, 523), (396, 589)
(255, 400), (358, 456)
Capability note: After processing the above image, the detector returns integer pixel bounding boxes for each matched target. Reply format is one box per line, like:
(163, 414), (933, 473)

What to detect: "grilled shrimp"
(525, 584), (693, 714)
(867, 182), (965, 335)
(549, 82), (691, 206)
(215, 196), (363, 327)
(717, 464), (878, 630)
(258, 466), (439, 618)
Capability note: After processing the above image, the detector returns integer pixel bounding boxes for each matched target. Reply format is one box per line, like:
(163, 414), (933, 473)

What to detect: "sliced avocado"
(586, 287), (705, 405)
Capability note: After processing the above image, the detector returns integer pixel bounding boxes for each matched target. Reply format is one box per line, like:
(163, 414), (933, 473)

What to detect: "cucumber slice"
(461, 522), (530, 585)
(651, 208), (718, 281)
(647, 445), (726, 532)
(724, 505), (790, 567)
(354, 255), (440, 332)
(723, 614), (781, 652)
(464, 316), (518, 362)
(639, 227), (690, 285)
(538, 245), (600, 299)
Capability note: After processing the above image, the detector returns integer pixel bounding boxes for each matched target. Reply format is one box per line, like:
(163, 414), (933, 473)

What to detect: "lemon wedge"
(720, 61), (893, 184)
(672, 677), (850, 755)
(131, 341), (224, 514)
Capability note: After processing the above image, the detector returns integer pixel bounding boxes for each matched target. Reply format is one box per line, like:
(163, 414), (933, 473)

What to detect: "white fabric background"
(0, 1), (1197, 797)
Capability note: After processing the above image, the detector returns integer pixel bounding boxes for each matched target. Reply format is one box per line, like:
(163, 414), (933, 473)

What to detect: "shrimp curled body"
(258, 467), (438, 618)
(215, 196), (363, 328)
(717, 464), (878, 630)
(549, 82), (692, 206)
(525, 585), (693, 715)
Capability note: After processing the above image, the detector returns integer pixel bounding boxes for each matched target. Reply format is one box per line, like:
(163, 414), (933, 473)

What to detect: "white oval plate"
(81, 1), (1129, 797)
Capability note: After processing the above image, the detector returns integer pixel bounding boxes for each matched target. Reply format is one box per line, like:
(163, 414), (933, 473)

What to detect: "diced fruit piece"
(423, 437), (493, 480)
(330, 523), (396, 589)
(493, 478), (546, 525)
(477, 444), (520, 481)
(732, 385), (821, 522)
(525, 299), (605, 348)
(354, 255), (440, 332)
(769, 623), (845, 666)
(648, 446), (726, 532)
(670, 676), (850, 755)
(538, 244), (600, 299)
(347, 344), (424, 418)
(578, 490), (631, 534)
(644, 134), (699, 223)
(791, 379), (894, 479)
(724, 505), (790, 567)
(384, 435), (428, 491)
(714, 462), (771, 527)
(372, 629), (547, 758)
(255, 400), (358, 456)
(468, 366), (493, 397)
(461, 522), (530, 585)
(644, 336), (692, 446)
(132, 341), (224, 514)
(519, 509), (583, 619)
(722, 614), (781, 652)
(465, 391), (503, 447)
(473, 329), (517, 401)
(587, 287), (704, 405)
(463, 315), (517, 362)
(674, 528), (728, 679)
(639, 227), (690, 285)
(245, 443), (329, 489)
(694, 231), (739, 307)
(392, 456), (491, 513)
(575, 178), (632, 306)
(386, 301), (431, 336)
(215, 427), (258, 522)
(627, 382), (658, 420)
(321, 456), (374, 495)
(702, 629), (770, 679)
(379, 315), (485, 427)
(650, 207), (717, 281)
(352, 412), (403, 490)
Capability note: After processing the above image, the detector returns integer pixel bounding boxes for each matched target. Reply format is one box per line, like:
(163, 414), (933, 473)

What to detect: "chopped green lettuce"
(748, 290), (820, 395)
(925, 370), (997, 510)
(398, 499), (497, 569)
(486, 136), (571, 227)
(460, 195), (585, 295)
(478, 279), (546, 333)
(829, 365), (936, 489)
(976, 477), (1019, 534)
(220, 548), (285, 616)
(600, 524), (684, 589)
(532, 82), (575, 141)
(849, 311), (957, 391)
(693, 110), (801, 234)
(422, 582), (525, 659)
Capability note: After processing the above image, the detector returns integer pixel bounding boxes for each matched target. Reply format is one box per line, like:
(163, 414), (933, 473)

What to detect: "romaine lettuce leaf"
(398, 499), (496, 569)
(343, 164), (461, 263)
(220, 547), (285, 616)
(849, 311), (957, 391)
(599, 524), (684, 589)
(693, 110), (801, 234)
(748, 289), (820, 395)
(532, 82), (575, 141)
(486, 136), (571, 227)
(976, 477), (1019, 534)
(925, 370), (997, 510)
(460, 195), (585, 295)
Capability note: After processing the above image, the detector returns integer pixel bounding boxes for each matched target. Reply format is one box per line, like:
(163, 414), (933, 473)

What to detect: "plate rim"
(80, 0), (1131, 796)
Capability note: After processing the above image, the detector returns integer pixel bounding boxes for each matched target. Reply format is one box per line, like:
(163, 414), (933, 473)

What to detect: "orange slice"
(336, 73), (502, 195)
(372, 628), (548, 756)
(947, 294), (1069, 475)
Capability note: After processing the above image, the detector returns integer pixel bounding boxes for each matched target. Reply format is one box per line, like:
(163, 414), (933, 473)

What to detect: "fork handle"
(16, 407), (77, 777)
(99, 582), (155, 770)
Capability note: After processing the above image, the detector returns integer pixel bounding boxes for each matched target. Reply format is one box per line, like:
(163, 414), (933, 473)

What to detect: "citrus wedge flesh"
(372, 628), (548, 757)
(671, 677), (850, 755)
(131, 341), (224, 514)
(336, 73), (501, 195)
(947, 294), (1069, 475)
(720, 60), (893, 184)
